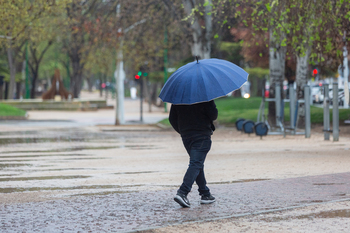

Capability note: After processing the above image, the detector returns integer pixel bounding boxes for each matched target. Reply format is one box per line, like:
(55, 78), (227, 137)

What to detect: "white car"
(312, 85), (324, 103)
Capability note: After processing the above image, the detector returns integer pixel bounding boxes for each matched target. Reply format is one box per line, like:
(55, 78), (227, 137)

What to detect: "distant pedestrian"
(169, 100), (218, 208)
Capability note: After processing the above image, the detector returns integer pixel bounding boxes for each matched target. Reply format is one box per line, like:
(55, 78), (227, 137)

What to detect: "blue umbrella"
(159, 58), (249, 104)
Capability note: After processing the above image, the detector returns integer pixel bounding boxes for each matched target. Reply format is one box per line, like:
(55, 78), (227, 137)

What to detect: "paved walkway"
(1, 172), (350, 232)
(0, 97), (169, 128)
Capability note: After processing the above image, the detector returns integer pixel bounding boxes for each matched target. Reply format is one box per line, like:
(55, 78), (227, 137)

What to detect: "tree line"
(1, 0), (349, 123)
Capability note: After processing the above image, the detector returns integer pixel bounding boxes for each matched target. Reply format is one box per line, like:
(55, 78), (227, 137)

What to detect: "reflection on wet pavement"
(261, 209), (350, 223)
(0, 175), (91, 182)
(0, 154), (88, 158)
(1, 127), (350, 232)
(209, 179), (270, 184)
(312, 209), (350, 218)
(0, 163), (32, 169)
(0, 184), (139, 194)
(0, 128), (164, 198)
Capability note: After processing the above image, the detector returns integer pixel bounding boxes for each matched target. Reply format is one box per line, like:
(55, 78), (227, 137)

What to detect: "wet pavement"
(1, 173), (350, 232)
(1, 93), (350, 232)
(1, 126), (350, 232)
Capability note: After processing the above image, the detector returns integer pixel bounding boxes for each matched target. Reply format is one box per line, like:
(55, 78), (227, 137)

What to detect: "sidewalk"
(1, 91), (350, 232)
(0, 91), (169, 128)
(1, 173), (350, 232)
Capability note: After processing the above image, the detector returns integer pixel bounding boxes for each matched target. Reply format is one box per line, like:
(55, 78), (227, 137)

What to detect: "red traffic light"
(312, 69), (318, 76)
(135, 75), (140, 80)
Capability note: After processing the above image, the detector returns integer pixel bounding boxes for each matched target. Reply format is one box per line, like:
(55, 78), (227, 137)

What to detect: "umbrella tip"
(195, 56), (199, 63)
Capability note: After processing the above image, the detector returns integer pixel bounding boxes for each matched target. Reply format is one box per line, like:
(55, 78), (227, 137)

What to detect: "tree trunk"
(99, 76), (103, 97)
(87, 74), (94, 92)
(7, 43), (16, 100)
(28, 41), (52, 99)
(268, 30), (286, 126)
(15, 82), (21, 99)
(142, 77), (152, 112)
(151, 82), (161, 107)
(30, 68), (39, 99)
(182, 0), (212, 59)
(71, 58), (84, 98)
(296, 49), (310, 128)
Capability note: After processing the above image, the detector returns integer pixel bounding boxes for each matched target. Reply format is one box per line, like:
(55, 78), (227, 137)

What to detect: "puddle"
(58, 157), (110, 160)
(0, 131), (38, 136)
(261, 209), (350, 223)
(0, 174), (19, 177)
(0, 145), (156, 154)
(125, 145), (158, 150)
(0, 175), (90, 182)
(333, 193), (348, 197)
(313, 183), (345, 186)
(0, 154), (88, 158)
(321, 144), (346, 147)
(114, 171), (159, 175)
(299, 200), (325, 204)
(0, 163), (32, 169)
(209, 179), (270, 185)
(0, 184), (140, 193)
(310, 209), (350, 218)
(0, 146), (119, 153)
(0, 158), (106, 163)
(13, 168), (101, 172)
(71, 190), (131, 196)
(0, 137), (88, 144)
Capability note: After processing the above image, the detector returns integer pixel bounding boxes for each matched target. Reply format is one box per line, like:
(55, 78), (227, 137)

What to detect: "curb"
(98, 123), (171, 132)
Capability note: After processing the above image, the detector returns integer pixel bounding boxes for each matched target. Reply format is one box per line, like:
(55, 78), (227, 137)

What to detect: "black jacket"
(169, 100), (218, 137)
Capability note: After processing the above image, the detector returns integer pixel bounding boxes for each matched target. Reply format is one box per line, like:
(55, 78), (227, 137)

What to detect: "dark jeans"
(177, 134), (211, 196)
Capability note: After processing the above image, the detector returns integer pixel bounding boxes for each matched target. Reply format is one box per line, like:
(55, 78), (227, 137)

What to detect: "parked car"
(312, 85), (324, 104)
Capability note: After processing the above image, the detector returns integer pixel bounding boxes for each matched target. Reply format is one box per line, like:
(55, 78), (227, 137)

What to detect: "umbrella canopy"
(159, 58), (249, 104)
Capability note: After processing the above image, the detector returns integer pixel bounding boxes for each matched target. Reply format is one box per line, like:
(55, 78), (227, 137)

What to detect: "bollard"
(289, 84), (295, 131)
(323, 84), (330, 140)
(304, 85), (311, 138)
(333, 83), (339, 141)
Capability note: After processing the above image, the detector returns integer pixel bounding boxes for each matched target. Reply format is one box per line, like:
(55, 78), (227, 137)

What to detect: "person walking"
(169, 100), (218, 208)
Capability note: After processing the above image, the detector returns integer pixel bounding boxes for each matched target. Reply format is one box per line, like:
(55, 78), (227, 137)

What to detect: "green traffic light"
(138, 71), (142, 76)
(143, 72), (148, 77)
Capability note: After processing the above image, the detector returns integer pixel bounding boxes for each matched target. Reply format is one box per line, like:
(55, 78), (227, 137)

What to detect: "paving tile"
(1, 172), (350, 232)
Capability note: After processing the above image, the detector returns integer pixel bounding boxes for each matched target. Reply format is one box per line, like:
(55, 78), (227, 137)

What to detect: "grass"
(215, 97), (262, 125)
(0, 103), (27, 117)
(159, 97), (350, 126)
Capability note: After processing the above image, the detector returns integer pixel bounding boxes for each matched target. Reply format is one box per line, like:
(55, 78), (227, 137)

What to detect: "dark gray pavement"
(1, 172), (350, 233)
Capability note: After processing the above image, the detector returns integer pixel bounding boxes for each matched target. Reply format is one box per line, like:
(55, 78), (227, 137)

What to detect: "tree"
(0, 0), (71, 99)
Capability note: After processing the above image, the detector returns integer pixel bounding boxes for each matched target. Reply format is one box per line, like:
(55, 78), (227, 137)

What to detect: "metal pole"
(304, 85), (311, 138)
(332, 82), (339, 141)
(114, 40), (125, 125)
(343, 31), (349, 108)
(323, 84), (330, 140)
(25, 41), (30, 99)
(289, 84), (295, 130)
(275, 84), (281, 125)
(163, 26), (168, 113)
(140, 79), (143, 122)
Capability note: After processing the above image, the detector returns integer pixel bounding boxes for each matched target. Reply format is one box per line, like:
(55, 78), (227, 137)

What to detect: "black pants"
(177, 134), (211, 196)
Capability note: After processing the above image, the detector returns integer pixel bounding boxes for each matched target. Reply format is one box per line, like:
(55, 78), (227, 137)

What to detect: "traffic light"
(312, 69), (318, 77)
(137, 71), (142, 76)
(143, 72), (148, 77)
(135, 75), (140, 80)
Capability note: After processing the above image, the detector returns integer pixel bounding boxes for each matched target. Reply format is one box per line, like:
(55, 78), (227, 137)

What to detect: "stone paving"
(1, 172), (350, 233)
